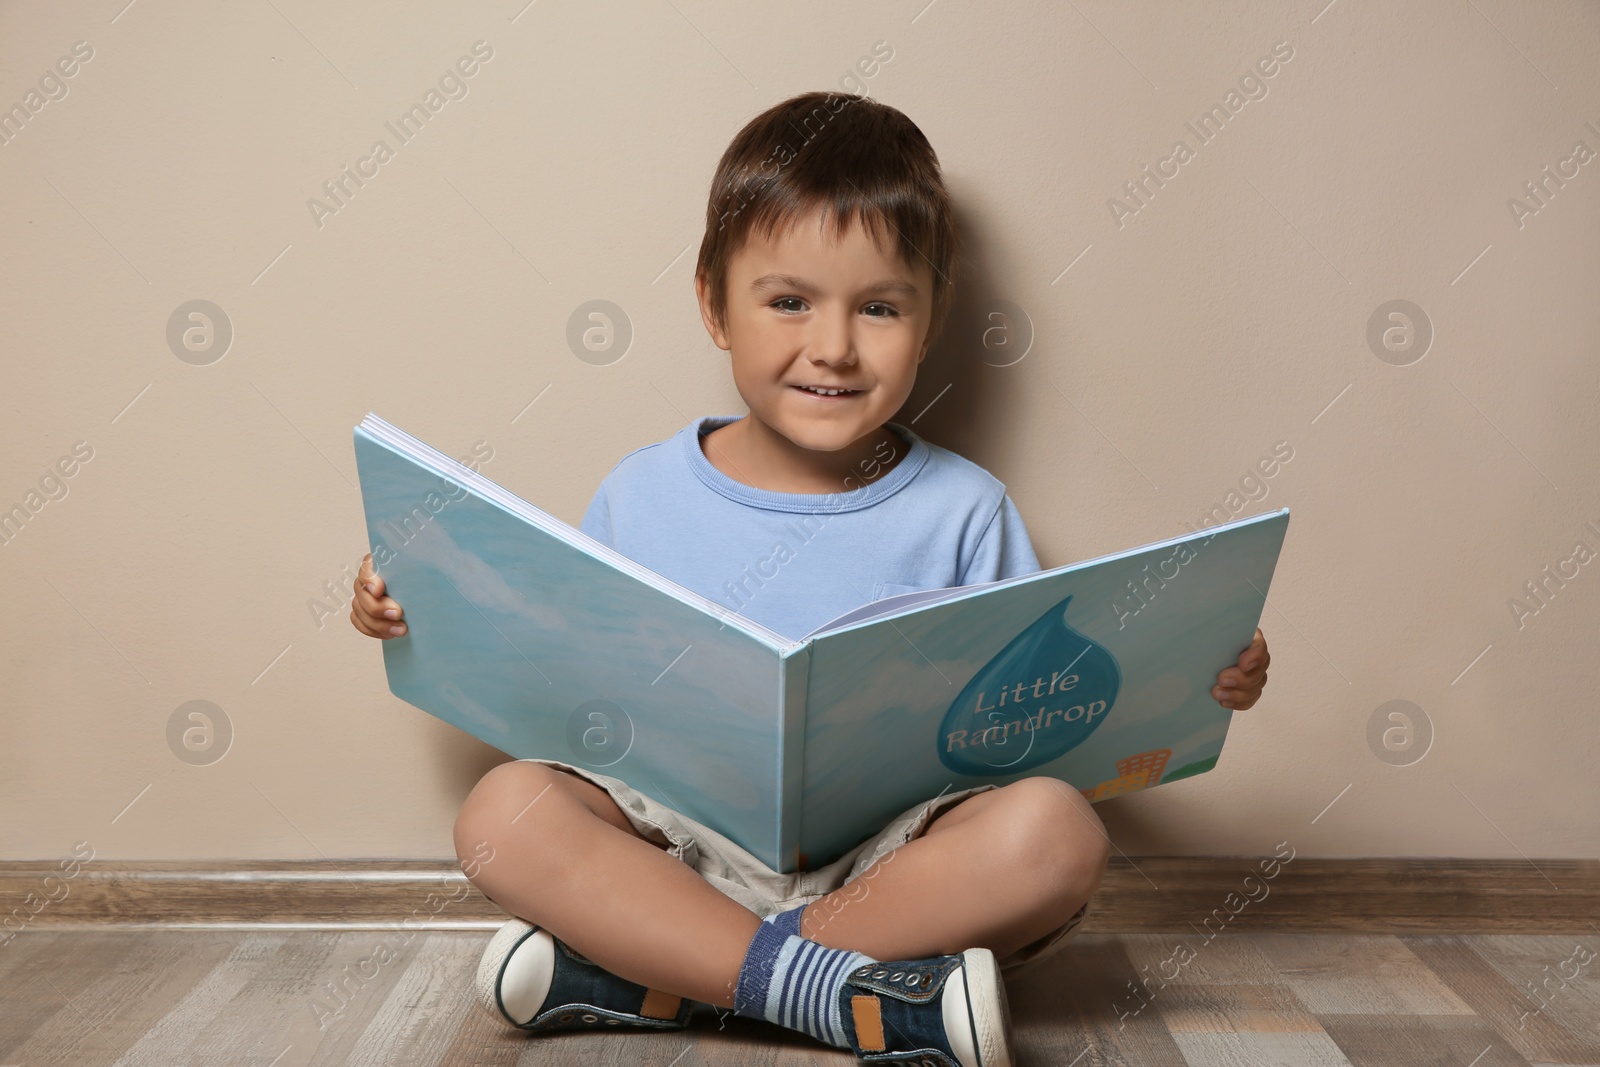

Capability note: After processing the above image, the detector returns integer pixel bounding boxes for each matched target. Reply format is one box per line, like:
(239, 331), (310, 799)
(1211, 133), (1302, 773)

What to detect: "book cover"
(353, 413), (1290, 873)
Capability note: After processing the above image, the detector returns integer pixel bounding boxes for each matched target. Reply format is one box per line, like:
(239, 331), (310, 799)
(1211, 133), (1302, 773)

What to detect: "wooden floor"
(3, 928), (1598, 1066)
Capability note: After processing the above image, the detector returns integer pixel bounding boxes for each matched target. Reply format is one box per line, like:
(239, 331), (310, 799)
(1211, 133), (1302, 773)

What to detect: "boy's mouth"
(792, 384), (863, 398)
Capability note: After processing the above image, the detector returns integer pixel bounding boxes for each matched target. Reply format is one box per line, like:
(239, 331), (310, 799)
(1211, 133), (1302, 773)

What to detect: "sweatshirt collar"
(682, 415), (929, 514)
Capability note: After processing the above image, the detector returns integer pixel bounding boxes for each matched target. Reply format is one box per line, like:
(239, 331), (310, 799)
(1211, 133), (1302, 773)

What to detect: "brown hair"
(695, 91), (958, 344)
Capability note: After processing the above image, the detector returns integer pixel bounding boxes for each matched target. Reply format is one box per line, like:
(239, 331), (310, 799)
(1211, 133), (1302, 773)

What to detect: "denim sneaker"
(838, 946), (1014, 1067)
(474, 917), (694, 1033)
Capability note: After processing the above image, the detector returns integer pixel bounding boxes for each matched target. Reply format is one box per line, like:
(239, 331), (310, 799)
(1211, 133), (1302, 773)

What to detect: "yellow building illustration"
(1117, 748), (1170, 786)
(1079, 749), (1172, 802)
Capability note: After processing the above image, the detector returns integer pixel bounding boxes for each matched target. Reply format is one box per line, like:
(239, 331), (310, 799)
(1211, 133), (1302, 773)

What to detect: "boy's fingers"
(349, 608), (406, 638)
(1213, 686), (1260, 709)
(1243, 631), (1270, 671)
(350, 555), (404, 636)
(349, 608), (383, 638)
(361, 583), (401, 617)
(359, 556), (385, 598)
(1214, 672), (1266, 698)
(1218, 665), (1261, 687)
(351, 583), (402, 622)
(352, 583), (379, 615)
(1240, 647), (1269, 672)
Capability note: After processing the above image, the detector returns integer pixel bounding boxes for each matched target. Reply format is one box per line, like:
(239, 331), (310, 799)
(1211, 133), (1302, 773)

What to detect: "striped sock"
(733, 904), (876, 1047)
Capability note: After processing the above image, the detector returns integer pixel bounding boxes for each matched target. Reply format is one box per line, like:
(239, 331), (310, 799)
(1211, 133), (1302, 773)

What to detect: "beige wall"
(3, 1), (1596, 864)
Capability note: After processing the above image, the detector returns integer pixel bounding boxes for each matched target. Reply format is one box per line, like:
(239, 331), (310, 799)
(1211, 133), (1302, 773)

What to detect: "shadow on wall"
(909, 198), (1051, 476)
(911, 200), (1178, 845)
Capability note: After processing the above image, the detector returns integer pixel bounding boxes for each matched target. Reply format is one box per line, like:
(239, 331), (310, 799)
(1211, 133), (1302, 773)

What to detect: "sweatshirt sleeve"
(960, 494), (1041, 584)
(578, 482), (613, 547)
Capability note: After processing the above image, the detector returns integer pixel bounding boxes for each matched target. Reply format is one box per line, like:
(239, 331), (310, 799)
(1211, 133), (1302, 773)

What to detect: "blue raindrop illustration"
(937, 595), (1121, 776)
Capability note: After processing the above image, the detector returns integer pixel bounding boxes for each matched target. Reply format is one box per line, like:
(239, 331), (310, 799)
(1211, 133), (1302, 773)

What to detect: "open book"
(353, 413), (1290, 873)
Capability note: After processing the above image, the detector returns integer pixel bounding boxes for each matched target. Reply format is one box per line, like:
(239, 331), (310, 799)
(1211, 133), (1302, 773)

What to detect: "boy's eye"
(769, 298), (900, 316)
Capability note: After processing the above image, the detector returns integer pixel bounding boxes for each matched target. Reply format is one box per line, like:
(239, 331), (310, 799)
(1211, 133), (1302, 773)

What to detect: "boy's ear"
(694, 272), (732, 352)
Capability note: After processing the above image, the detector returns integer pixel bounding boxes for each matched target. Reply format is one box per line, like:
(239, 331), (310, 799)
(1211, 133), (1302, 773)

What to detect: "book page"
(805, 512), (1285, 643)
(801, 579), (1010, 637)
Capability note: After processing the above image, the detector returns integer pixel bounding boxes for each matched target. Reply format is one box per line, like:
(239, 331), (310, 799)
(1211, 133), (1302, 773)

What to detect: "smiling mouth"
(793, 384), (863, 397)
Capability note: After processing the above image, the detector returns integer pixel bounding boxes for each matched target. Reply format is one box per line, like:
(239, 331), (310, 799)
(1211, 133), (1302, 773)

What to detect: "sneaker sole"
(959, 947), (1014, 1067)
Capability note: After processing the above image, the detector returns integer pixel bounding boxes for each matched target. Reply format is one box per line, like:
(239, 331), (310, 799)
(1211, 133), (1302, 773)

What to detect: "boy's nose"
(806, 309), (856, 366)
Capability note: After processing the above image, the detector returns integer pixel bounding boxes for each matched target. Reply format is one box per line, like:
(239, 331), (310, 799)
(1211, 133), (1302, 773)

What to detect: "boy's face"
(696, 209), (935, 456)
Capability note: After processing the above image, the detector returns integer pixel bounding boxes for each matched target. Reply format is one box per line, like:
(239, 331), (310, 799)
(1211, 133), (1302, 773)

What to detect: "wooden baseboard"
(1082, 857), (1598, 934)
(2, 858), (1595, 935)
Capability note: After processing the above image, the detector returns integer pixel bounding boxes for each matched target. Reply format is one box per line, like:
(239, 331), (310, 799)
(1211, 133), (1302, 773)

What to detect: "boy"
(351, 91), (1271, 1065)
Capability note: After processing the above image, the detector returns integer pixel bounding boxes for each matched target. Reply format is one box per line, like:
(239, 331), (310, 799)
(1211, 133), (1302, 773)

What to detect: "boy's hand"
(350, 552), (407, 639)
(1212, 628), (1269, 709)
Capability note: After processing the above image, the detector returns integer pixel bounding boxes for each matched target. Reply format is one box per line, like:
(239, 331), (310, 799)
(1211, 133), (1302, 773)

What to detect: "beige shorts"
(517, 757), (1091, 973)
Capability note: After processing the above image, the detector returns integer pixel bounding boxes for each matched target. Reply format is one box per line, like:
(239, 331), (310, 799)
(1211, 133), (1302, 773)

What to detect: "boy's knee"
(452, 760), (556, 870)
(1003, 777), (1110, 899)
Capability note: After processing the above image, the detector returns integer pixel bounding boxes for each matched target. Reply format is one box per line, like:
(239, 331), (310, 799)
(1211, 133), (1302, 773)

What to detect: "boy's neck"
(699, 416), (903, 495)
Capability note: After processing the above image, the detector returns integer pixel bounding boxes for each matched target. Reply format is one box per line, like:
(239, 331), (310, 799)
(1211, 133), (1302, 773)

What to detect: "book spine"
(775, 642), (811, 874)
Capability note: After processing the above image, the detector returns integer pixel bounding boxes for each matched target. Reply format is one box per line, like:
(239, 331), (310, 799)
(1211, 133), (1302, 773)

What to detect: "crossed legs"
(453, 760), (1110, 1010)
